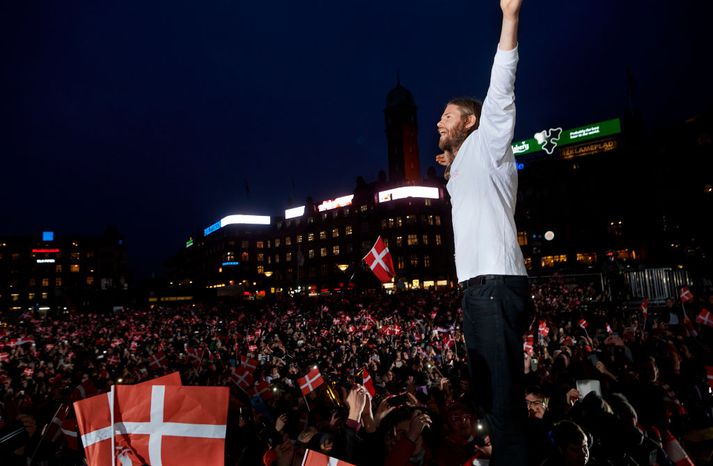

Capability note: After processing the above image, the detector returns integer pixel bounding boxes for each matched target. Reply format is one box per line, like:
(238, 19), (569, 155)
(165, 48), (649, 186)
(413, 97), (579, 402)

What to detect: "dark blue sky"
(2, 0), (711, 278)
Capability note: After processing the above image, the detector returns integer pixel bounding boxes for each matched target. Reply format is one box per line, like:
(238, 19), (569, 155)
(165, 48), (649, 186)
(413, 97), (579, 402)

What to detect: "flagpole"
(29, 403), (66, 465)
(303, 394), (311, 412)
(110, 385), (116, 466)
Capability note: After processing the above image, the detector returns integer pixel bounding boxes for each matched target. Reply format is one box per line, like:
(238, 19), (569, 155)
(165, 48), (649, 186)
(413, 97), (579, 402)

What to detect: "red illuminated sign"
(32, 248), (60, 253)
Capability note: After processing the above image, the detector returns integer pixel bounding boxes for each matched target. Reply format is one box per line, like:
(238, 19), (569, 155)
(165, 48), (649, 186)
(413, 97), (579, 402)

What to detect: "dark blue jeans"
(461, 275), (534, 466)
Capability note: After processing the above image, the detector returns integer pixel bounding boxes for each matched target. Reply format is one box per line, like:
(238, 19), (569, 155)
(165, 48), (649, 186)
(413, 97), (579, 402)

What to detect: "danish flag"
(240, 355), (259, 372)
(679, 287), (694, 303)
(523, 334), (534, 355)
(302, 449), (356, 466)
(578, 319), (588, 329)
(696, 309), (713, 328)
(297, 368), (324, 395)
(362, 236), (395, 283)
(538, 320), (549, 338)
(230, 366), (254, 391)
(148, 351), (168, 370)
(74, 373), (226, 466)
(362, 368), (376, 397)
(640, 298), (649, 318)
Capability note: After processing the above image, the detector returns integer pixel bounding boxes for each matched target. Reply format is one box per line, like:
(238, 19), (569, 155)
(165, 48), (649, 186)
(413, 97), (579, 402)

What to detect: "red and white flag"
(302, 449), (356, 466)
(297, 368), (324, 395)
(538, 320), (549, 338)
(523, 334), (534, 355)
(696, 309), (713, 328)
(148, 350), (168, 370)
(240, 355), (259, 372)
(74, 374), (226, 466)
(679, 287), (694, 303)
(230, 366), (254, 391)
(706, 366), (713, 390)
(578, 319), (588, 329)
(362, 368), (376, 397)
(640, 298), (649, 318)
(605, 323), (613, 335)
(362, 236), (395, 283)
(0, 352), (9, 363)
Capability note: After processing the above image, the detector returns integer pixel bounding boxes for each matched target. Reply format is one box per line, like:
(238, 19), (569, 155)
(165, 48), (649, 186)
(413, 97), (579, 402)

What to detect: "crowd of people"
(1, 279), (712, 465)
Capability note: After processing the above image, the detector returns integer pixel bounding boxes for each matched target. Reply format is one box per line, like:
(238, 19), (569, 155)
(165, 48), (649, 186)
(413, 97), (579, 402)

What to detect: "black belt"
(459, 275), (505, 289)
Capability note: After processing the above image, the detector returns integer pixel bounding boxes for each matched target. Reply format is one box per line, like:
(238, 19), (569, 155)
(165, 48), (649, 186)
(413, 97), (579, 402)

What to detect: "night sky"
(2, 0), (711, 278)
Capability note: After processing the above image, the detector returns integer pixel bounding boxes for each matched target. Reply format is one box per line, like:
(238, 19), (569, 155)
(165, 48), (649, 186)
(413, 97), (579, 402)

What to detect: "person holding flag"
(435, 0), (533, 464)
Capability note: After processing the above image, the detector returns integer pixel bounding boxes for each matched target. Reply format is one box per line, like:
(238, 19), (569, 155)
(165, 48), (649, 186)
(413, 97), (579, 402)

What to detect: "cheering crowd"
(1, 280), (712, 465)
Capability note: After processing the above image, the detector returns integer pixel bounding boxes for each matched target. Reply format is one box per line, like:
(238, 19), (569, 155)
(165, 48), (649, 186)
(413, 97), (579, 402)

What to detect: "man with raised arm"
(436, 1), (533, 465)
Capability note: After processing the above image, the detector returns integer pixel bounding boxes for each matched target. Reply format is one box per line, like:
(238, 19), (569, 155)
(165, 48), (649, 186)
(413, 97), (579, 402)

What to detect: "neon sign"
(378, 186), (440, 203)
(317, 194), (353, 212)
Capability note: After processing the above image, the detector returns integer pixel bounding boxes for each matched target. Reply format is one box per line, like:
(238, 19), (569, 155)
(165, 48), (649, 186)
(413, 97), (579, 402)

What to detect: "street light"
(264, 271), (273, 277)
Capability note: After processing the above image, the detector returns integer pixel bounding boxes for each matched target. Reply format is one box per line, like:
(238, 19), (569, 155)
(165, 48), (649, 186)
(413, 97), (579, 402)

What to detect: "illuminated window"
(360, 205), (368, 212)
(517, 232), (528, 246)
(70, 264), (80, 273)
(397, 257), (405, 270)
(297, 235), (303, 243)
(11, 293), (19, 302)
(225, 251), (235, 261)
(256, 241), (264, 249)
(257, 253), (264, 262)
(285, 236), (292, 246)
(320, 231), (326, 240)
(407, 234), (418, 246)
(286, 252), (292, 261)
(410, 255), (418, 266)
(576, 252), (597, 265)
(422, 234), (429, 245)
(320, 247), (327, 257)
(332, 228), (339, 238)
(396, 236), (403, 247)
(71, 252), (81, 260)
(257, 265), (264, 274)
(267, 240), (271, 248)
(308, 233), (315, 242)
(435, 216), (442, 226)
(308, 249), (315, 259)
(435, 235), (442, 246)
(345, 225), (353, 235)
(540, 255), (567, 268)
(332, 245), (340, 256)
(388, 218), (395, 228)
(607, 219), (624, 236)
(28, 292), (35, 300)
(55, 264), (62, 273)
(424, 255), (430, 267)
(41, 292), (48, 300)
(275, 238), (281, 247)
(525, 257), (533, 270)
(86, 276), (94, 285)
(406, 215), (417, 225)
(55, 278), (62, 287)
(241, 252), (249, 262)
(275, 254), (280, 263)
(397, 217), (403, 227)
(425, 199), (432, 206)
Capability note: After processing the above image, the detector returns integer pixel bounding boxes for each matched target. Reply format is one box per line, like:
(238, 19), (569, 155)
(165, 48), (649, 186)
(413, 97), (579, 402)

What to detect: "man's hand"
(435, 152), (454, 167)
(500, 0), (523, 20)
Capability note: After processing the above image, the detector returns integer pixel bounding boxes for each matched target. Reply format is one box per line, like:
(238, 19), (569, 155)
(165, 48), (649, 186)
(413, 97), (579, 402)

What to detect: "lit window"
(410, 255), (418, 266)
(275, 238), (281, 247)
(396, 236), (403, 247)
(241, 252), (249, 262)
(576, 253), (597, 265)
(397, 257), (405, 270)
(71, 252), (81, 260)
(11, 293), (19, 302)
(55, 278), (62, 287)
(424, 255), (430, 267)
(257, 265), (264, 274)
(285, 236), (292, 246)
(332, 245), (340, 256)
(345, 225), (353, 235)
(388, 218), (395, 228)
(87, 276), (94, 285)
(256, 241), (264, 249)
(275, 254), (280, 263)
(332, 228), (339, 238)
(55, 265), (63, 273)
(297, 235), (303, 243)
(308, 233), (315, 242)
(435, 216), (441, 226)
(517, 232), (528, 246)
(422, 234), (429, 245)
(407, 234), (418, 246)
(257, 253), (264, 262)
(41, 292), (48, 300)
(425, 199), (432, 206)
(360, 205), (368, 212)
(320, 247), (327, 257)
(309, 249), (315, 259)
(397, 217), (403, 227)
(319, 231), (326, 240)
(435, 235), (442, 246)
(70, 264), (80, 273)
(28, 292), (35, 300)
(286, 252), (292, 261)
(406, 215), (417, 225)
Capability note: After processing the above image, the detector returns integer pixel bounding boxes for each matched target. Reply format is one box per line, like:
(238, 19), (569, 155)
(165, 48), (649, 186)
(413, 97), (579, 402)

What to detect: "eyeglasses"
(525, 399), (546, 408)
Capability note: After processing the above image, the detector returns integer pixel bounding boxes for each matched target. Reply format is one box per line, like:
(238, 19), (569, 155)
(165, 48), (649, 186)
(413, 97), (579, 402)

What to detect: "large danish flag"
(73, 372), (229, 466)
(297, 368), (324, 395)
(362, 236), (395, 283)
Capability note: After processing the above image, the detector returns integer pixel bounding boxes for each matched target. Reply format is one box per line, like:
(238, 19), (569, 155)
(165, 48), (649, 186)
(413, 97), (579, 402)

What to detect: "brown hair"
(447, 97), (483, 133)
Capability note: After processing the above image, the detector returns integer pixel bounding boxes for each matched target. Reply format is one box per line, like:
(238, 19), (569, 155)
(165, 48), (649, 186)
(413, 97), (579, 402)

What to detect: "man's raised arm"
(498, 0), (522, 51)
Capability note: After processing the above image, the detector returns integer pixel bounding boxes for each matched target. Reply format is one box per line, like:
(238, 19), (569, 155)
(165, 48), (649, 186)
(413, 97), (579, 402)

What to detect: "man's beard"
(438, 124), (469, 153)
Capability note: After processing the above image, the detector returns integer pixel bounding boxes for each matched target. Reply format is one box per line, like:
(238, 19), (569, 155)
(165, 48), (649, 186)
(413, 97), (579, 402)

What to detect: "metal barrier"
(624, 268), (690, 303)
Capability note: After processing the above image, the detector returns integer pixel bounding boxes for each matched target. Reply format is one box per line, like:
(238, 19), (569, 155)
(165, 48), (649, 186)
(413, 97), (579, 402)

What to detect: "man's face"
(437, 104), (472, 153)
(525, 394), (547, 419)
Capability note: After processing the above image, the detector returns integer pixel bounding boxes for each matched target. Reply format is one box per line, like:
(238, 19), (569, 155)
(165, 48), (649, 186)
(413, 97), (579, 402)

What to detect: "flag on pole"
(606, 323), (613, 335)
(302, 449), (356, 466)
(297, 368), (324, 395)
(523, 334), (534, 355)
(74, 374), (227, 466)
(696, 309), (713, 328)
(240, 356), (259, 372)
(640, 297), (649, 318)
(362, 368), (376, 397)
(230, 366), (254, 391)
(538, 320), (549, 338)
(679, 287), (694, 303)
(362, 236), (395, 283)
(148, 350), (168, 371)
(578, 319), (588, 329)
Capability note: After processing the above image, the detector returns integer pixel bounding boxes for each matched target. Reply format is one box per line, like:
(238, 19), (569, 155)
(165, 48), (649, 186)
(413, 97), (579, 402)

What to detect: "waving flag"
(538, 320), (549, 338)
(362, 368), (376, 397)
(696, 309), (713, 328)
(640, 297), (649, 318)
(302, 449), (356, 466)
(578, 319), (588, 329)
(297, 368), (324, 395)
(230, 366), (254, 391)
(679, 287), (694, 303)
(362, 236), (395, 283)
(148, 350), (168, 371)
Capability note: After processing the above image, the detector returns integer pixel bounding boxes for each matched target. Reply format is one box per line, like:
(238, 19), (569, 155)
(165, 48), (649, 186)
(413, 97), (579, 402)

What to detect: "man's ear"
(464, 114), (477, 131)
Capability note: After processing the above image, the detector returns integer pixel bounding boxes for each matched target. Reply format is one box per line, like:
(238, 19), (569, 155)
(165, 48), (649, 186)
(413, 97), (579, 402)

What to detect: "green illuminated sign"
(513, 118), (621, 157)
(186, 238), (194, 248)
